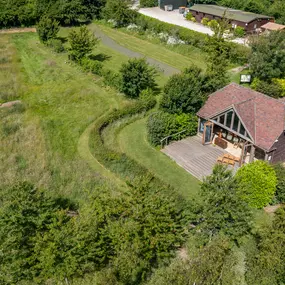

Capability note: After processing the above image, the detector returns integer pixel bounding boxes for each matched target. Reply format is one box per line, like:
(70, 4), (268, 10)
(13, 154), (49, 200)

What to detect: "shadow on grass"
(89, 53), (111, 62)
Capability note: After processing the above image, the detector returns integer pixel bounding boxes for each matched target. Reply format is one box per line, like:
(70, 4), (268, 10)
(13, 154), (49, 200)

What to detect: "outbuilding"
(189, 4), (274, 33)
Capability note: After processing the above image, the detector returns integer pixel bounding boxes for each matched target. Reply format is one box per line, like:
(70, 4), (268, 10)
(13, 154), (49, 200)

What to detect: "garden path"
(92, 25), (180, 76)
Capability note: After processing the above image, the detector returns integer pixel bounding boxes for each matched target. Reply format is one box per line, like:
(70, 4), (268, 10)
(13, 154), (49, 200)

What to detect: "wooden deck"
(161, 136), (228, 181)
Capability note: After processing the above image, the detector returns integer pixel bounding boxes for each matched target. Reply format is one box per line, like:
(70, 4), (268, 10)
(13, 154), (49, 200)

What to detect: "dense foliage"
(147, 111), (198, 145)
(120, 58), (157, 98)
(160, 66), (205, 114)
(0, 178), (189, 284)
(236, 161), (277, 208)
(37, 17), (59, 43)
(103, 0), (137, 27)
(199, 165), (252, 242)
(0, 0), (105, 28)
(273, 163), (285, 203)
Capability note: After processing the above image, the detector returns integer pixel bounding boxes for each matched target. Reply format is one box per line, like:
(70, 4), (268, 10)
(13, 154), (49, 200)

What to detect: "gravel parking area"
(138, 7), (247, 45)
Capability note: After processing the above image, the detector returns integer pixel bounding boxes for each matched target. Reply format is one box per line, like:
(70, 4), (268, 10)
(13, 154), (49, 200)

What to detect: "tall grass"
(1, 33), (129, 203)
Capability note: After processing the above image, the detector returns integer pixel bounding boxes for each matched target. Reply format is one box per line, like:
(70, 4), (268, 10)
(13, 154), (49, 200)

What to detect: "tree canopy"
(236, 161), (277, 209)
(160, 66), (205, 114)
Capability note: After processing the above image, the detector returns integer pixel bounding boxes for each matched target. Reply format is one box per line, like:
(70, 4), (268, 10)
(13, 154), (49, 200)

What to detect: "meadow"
(0, 28), (201, 204)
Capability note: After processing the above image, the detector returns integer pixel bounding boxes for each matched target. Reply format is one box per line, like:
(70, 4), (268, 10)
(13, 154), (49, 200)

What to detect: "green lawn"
(118, 118), (201, 200)
(95, 23), (207, 71)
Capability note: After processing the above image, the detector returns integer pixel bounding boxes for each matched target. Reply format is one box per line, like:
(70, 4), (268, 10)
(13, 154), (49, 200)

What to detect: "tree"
(160, 66), (204, 114)
(236, 161), (277, 208)
(68, 26), (98, 61)
(204, 17), (230, 93)
(102, 0), (137, 27)
(199, 164), (252, 242)
(120, 58), (157, 98)
(249, 30), (285, 81)
(273, 164), (285, 203)
(246, 207), (285, 285)
(37, 16), (59, 43)
(0, 182), (74, 284)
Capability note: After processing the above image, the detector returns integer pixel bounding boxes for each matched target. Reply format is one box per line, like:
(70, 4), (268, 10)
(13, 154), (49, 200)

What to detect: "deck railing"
(160, 130), (186, 148)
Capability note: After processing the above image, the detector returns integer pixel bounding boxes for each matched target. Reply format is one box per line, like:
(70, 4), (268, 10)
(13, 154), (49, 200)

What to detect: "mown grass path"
(90, 25), (180, 76)
(77, 110), (128, 192)
(118, 118), (201, 200)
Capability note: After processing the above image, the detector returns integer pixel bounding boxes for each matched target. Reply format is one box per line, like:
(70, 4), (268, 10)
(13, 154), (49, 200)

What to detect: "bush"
(251, 78), (283, 98)
(140, 0), (157, 8)
(201, 17), (209, 25)
(208, 19), (219, 29)
(37, 17), (59, 43)
(102, 69), (122, 89)
(233, 26), (245, 37)
(80, 57), (103, 76)
(273, 164), (285, 203)
(236, 161), (277, 208)
(147, 111), (197, 146)
(120, 58), (157, 98)
(47, 39), (65, 53)
(68, 26), (98, 62)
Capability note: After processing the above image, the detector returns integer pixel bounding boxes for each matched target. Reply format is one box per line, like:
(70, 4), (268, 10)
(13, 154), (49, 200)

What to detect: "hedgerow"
(134, 14), (249, 65)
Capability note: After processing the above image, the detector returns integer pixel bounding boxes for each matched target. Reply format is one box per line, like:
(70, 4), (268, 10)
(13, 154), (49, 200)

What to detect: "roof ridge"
(233, 83), (285, 105)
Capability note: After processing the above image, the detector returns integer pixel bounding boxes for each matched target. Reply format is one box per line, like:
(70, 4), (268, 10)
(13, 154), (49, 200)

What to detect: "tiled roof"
(261, 22), (285, 31)
(197, 83), (285, 151)
(189, 4), (273, 23)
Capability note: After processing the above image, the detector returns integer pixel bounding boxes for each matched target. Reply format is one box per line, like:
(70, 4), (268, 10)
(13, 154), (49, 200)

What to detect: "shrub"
(273, 78), (285, 97)
(273, 164), (285, 203)
(191, 17), (196, 22)
(47, 39), (65, 53)
(251, 78), (283, 98)
(236, 161), (277, 208)
(233, 26), (245, 37)
(186, 13), (192, 21)
(140, 0), (157, 8)
(120, 58), (157, 98)
(201, 17), (209, 25)
(147, 111), (197, 146)
(68, 26), (98, 62)
(80, 57), (103, 76)
(207, 19), (219, 29)
(102, 69), (122, 89)
(37, 17), (59, 43)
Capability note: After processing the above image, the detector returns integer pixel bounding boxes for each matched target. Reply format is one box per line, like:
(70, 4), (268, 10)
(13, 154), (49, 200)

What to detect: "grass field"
(0, 32), (129, 201)
(95, 23), (207, 71)
(58, 26), (169, 88)
(1, 29), (201, 203)
(118, 118), (201, 199)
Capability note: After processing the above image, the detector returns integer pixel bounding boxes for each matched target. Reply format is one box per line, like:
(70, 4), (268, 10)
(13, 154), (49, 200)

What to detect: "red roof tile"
(197, 83), (285, 151)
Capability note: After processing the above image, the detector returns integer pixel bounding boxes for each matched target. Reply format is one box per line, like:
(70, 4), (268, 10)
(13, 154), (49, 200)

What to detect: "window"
(239, 123), (245, 136)
(232, 113), (239, 131)
(226, 111), (233, 128)
(219, 114), (225, 125)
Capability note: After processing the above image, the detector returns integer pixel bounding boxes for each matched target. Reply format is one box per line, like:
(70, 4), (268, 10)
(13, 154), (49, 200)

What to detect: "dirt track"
(0, 28), (36, 34)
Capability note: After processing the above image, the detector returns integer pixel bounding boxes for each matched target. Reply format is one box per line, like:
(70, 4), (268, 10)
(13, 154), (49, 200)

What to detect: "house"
(189, 4), (274, 33)
(261, 22), (285, 33)
(158, 0), (187, 10)
(197, 83), (285, 165)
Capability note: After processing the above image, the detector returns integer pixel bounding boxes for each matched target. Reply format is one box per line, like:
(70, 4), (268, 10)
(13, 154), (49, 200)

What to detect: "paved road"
(138, 7), (247, 45)
(92, 25), (180, 76)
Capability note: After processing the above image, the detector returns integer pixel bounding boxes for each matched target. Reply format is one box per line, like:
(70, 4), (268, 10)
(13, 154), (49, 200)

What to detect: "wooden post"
(249, 145), (255, 162)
